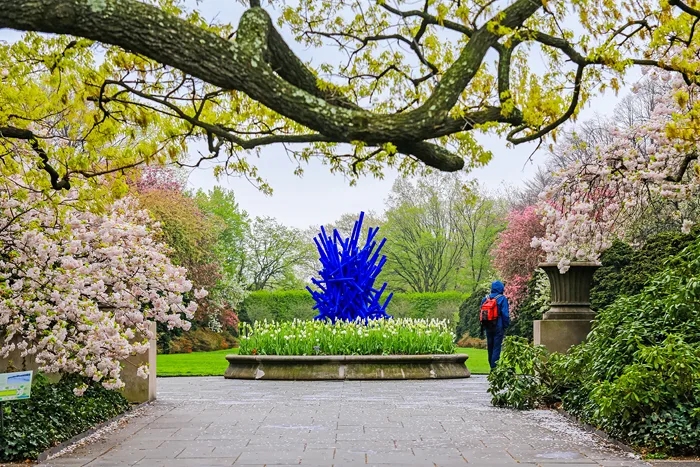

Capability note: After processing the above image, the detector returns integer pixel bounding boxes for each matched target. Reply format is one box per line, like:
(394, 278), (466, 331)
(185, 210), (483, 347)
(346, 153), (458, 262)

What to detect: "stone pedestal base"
(121, 322), (157, 403)
(533, 319), (592, 354)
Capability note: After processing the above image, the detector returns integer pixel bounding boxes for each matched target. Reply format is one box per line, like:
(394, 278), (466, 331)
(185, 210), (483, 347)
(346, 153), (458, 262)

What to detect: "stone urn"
(534, 261), (600, 353)
(539, 262), (599, 320)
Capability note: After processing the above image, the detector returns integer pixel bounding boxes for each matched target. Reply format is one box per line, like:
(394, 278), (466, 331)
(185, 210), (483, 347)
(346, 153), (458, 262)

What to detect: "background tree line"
(134, 167), (512, 351)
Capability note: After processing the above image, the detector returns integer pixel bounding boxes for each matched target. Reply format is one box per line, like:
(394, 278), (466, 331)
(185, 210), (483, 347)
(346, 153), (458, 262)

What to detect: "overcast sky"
(0, 0), (638, 228)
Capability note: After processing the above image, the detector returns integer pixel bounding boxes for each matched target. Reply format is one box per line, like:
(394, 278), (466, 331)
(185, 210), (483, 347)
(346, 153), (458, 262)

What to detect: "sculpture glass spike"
(307, 212), (393, 323)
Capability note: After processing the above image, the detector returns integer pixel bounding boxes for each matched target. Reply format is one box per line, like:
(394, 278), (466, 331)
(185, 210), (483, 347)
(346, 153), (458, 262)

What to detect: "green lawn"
(156, 347), (490, 376)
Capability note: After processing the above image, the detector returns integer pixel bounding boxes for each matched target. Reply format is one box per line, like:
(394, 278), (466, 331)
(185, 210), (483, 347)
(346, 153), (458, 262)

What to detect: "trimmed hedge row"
(238, 290), (467, 324)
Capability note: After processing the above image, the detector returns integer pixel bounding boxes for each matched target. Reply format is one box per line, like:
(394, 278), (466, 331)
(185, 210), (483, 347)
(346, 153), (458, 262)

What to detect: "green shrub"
(488, 337), (561, 410)
(0, 374), (130, 462)
(591, 231), (696, 311)
(506, 269), (550, 340)
(388, 292), (465, 322)
(456, 287), (489, 340)
(240, 290), (467, 324)
(240, 290), (317, 323)
(489, 235), (700, 456)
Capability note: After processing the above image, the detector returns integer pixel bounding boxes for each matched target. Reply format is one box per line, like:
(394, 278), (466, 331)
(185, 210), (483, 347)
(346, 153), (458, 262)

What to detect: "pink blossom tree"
(0, 182), (203, 393)
(492, 206), (546, 312)
(133, 165), (188, 194)
(533, 72), (700, 272)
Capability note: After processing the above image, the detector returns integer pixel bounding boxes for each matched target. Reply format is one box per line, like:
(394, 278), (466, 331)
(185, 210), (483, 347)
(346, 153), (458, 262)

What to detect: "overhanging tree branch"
(669, 0), (700, 19)
(0, 126), (71, 190)
(1, 0), (696, 185)
(666, 152), (698, 182)
(0, 126), (149, 189)
(0, 0), (545, 172)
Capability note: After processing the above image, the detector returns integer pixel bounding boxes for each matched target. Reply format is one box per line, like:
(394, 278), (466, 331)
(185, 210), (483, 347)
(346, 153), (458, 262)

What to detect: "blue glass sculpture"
(307, 212), (393, 322)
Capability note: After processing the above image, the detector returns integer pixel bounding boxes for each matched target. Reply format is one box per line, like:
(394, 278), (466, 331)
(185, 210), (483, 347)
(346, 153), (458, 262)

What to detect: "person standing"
(479, 280), (510, 370)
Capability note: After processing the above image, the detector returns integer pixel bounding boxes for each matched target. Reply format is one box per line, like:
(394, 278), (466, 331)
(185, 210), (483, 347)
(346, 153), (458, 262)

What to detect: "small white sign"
(0, 371), (33, 402)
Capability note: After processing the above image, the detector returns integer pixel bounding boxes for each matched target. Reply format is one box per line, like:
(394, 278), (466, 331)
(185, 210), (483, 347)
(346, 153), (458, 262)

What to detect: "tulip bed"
(238, 318), (456, 356)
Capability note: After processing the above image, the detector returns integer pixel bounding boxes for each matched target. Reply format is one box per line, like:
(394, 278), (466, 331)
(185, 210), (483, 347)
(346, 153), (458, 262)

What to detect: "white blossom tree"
(0, 182), (203, 393)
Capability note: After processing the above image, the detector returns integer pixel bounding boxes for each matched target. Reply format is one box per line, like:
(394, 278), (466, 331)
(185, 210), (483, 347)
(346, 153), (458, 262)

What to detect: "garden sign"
(0, 370), (33, 402)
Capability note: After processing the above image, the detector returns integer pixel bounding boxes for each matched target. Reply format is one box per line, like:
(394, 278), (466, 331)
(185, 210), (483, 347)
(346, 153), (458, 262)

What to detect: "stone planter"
(224, 354), (470, 380)
(539, 262), (599, 320)
(534, 262), (600, 354)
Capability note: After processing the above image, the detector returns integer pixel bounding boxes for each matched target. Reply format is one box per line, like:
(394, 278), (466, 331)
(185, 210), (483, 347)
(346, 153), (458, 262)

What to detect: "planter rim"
(226, 354), (468, 363)
(538, 261), (601, 268)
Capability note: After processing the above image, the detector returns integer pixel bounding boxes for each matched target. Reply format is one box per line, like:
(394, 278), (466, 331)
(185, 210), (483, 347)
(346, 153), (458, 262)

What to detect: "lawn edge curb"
(36, 401), (151, 463)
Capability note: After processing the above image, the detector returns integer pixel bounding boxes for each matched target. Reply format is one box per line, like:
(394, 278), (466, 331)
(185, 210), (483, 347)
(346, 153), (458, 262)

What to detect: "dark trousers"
(485, 327), (505, 369)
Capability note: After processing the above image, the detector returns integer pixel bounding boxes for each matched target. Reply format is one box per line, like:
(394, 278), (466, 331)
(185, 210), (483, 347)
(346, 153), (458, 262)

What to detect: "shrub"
(169, 328), (237, 353)
(456, 334), (486, 349)
(488, 337), (561, 410)
(590, 230), (697, 311)
(387, 292), (466, 322)
(456, 287), (490, 340)
(589, 240), (634, 311)
(0, 374), (131, 462)
(240, 290), (316, 323)
(489, 234), (700, 456)
(506, 269), (550, 340)
(238, 318), (456, 355)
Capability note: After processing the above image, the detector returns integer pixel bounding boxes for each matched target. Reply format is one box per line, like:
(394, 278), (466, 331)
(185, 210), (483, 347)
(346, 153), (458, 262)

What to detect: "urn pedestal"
(534, 262), (599, 354)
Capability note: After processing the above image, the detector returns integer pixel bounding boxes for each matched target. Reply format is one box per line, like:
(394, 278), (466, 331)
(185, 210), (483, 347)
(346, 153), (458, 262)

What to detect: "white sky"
(0, 0), (639, 228)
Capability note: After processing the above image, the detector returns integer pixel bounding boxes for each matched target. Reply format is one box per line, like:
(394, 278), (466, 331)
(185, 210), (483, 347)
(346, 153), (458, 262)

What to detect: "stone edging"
(36, 401), (151, 463)
(555, 408), (637, 454)
(225, 354), (470, 380)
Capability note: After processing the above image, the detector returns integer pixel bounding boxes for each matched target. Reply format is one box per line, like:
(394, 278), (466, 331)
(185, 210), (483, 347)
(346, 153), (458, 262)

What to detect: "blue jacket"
(480, 280), (510, 330)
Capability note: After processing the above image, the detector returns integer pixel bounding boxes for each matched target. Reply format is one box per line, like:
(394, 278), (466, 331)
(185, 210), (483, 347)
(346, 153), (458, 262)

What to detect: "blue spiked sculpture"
(307, 212), (393, 322)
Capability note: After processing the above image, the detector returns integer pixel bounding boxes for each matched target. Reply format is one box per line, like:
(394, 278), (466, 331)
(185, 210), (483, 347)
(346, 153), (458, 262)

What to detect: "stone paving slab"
(41, 377), (650, 467)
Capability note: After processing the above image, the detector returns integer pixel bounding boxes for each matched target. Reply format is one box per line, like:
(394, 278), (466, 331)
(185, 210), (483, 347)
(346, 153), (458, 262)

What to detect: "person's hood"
(490, 281), (505, 295)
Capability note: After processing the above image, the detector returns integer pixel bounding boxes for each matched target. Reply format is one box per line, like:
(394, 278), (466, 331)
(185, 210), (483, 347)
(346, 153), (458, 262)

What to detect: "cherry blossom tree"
(492, 206), (545, 312)
(0, 182), (202, 393)
(533, 72), (700, 272)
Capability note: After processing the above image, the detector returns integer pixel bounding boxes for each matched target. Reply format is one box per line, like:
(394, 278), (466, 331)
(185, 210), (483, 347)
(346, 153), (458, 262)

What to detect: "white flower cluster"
(239, 318), (455, 355)
(0, 187), (197, 391)
(533, 72), (700, 272)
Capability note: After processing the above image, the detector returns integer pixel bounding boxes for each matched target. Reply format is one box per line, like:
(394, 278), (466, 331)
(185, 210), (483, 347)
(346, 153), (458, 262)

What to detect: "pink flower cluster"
(0, 187), (197, 390)
(533, 72), (699, 272)
(492, 206), (546, 312)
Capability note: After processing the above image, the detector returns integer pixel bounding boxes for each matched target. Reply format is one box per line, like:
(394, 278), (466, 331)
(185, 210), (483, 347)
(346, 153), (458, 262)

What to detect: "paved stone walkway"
(43, 376), (650, 467)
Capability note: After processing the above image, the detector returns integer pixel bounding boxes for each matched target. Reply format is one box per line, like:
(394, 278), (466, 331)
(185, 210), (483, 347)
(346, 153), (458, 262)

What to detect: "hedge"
(590, 230), (697, 311)
(239, 290), (467, 324)
(0, 374), (131, 462)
